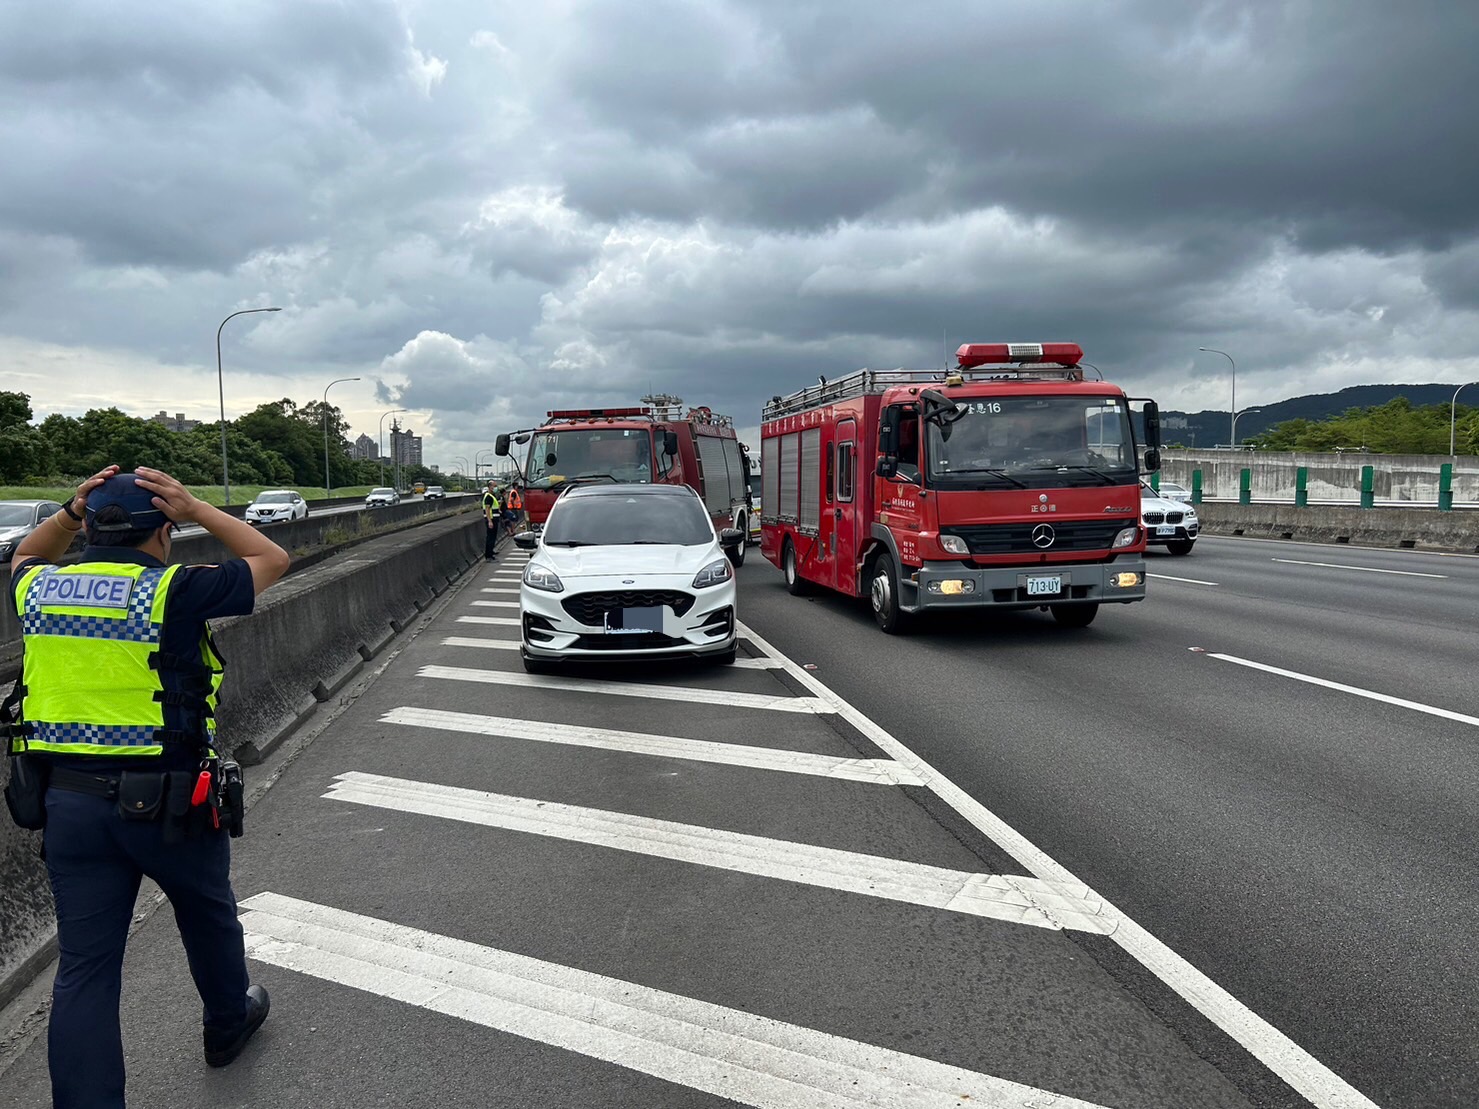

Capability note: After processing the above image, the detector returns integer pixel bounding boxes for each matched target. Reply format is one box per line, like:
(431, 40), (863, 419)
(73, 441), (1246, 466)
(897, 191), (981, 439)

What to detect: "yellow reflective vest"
(12, 561), (224, 758)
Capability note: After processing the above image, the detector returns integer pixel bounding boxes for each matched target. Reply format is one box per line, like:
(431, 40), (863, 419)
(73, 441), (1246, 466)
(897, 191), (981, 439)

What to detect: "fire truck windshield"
(524, 427), (654, 489)
(925, 397), (1137, 488)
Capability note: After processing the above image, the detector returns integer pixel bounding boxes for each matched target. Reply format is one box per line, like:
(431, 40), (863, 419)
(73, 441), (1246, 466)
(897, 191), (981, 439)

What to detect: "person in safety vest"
(4, 465), (290, 1107)
(481, 479), (502, 561)
(504, 483), (524, 529)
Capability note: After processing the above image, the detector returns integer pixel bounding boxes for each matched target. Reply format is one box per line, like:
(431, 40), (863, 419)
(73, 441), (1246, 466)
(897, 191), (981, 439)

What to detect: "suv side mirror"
(513, 531), (537, 550)
(495, 434), (511, 456)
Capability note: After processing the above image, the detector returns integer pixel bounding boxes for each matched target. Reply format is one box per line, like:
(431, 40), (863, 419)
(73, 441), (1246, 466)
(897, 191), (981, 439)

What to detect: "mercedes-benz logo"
(1031, 523), (1056, 548)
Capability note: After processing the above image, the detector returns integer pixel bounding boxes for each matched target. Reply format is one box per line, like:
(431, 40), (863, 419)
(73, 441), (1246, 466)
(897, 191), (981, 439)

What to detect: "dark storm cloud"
(3, 0), (1477, 464)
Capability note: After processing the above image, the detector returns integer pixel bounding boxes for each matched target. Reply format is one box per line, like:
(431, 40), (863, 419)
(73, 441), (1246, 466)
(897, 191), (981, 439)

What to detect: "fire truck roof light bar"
(543, 405), (735, 428)
(545, 407), (650, 420)
(956, 342), (1083, 368)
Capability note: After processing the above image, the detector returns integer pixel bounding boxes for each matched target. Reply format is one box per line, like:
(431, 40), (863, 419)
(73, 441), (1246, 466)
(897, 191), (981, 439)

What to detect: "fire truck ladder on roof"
(762, 364), (1086, 420)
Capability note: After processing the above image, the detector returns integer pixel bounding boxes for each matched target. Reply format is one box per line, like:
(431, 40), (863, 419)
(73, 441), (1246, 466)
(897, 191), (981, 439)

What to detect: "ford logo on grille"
(621, 579), (635, 584)
(1031, 524), (1056, 549)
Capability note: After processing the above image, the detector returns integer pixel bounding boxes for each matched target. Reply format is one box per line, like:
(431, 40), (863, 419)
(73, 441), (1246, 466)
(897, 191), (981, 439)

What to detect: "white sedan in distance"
(245, 490), (308, 524)
(515, 484), (744, 673)
(1153, 479), (1193, 502)
(364, 487), (400, 508)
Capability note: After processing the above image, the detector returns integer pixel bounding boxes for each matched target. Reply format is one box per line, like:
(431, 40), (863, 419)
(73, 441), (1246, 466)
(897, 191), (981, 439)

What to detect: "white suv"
(1141, 482), (1199, 555)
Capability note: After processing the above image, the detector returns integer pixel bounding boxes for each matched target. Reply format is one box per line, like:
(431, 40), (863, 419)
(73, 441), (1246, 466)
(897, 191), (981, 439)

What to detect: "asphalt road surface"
(0, 534), (1472, 1107)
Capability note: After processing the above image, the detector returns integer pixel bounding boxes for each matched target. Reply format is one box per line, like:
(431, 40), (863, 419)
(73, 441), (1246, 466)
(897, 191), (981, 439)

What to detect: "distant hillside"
(1160, 384), (1464, 447)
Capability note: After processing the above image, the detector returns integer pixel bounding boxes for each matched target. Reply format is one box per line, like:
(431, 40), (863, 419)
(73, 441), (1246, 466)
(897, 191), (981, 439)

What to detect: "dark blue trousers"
(43, 788), (249, 1109)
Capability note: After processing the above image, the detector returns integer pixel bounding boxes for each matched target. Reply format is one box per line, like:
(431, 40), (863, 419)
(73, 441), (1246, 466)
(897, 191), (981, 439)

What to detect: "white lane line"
(241, 893), (1115, 1109)
(456, 616), (521, 627)
(1210, 653), (1479, 729)
(381, 707), (923, 786)
(479, 588), (521, 596)
(1271, 558), (1446, 579)
(1147, 573), (1220, 586)
(736, 622), (1381, 1109)
(443, 636), (519, 650)
(323, 773), (1109, 933)
(732, 657), (784, 670)
(419, 665), (829, 714)
(471, 600), (521, 609)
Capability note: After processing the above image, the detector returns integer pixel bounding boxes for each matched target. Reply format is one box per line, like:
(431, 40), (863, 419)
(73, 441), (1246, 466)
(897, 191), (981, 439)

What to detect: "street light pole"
(1231, 407), (1262, 446)
(322, 377), (361, 496)
(1451, 383), (1477, 458)
(1199, 347), (1236, 446)
(216, 307), (281, 504)
(475, 448), (495, 479)
(454, 456), (471, 490)
(379, 408), (407, 488)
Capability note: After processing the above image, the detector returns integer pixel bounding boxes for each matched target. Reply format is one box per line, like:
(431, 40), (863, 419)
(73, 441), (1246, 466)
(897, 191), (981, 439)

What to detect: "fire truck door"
(831, 419), (859, 594)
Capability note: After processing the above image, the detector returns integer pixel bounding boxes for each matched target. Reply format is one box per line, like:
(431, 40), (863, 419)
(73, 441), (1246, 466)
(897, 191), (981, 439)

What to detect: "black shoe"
(204, 984), (270, 1068)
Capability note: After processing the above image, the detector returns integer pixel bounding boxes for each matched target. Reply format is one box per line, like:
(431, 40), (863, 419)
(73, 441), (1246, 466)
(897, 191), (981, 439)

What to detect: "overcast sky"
(3, 0), (1478, 466)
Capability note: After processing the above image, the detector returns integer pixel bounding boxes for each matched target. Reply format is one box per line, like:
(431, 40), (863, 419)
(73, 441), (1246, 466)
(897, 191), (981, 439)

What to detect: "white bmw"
(515, 484), (743, 672)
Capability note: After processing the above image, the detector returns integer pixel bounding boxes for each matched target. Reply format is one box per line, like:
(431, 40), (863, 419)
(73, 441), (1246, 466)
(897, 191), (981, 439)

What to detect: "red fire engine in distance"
(496, 400), (756, 559)
(759, 342), (1164, 633)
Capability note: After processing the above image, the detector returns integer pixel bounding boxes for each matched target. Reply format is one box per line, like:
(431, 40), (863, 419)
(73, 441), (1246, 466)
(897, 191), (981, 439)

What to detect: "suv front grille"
(945, 518), (1138, 555)
(562, 590), (695, 625)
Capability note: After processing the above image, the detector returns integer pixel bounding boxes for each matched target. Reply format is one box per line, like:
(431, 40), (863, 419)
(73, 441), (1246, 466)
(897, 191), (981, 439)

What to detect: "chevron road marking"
(322, 772), (1110, 933)
(241, 893), (1116, 1109)
(418, 665), (829, 713)
(380, 706), (924, 785)
(455, 616), (521, 627)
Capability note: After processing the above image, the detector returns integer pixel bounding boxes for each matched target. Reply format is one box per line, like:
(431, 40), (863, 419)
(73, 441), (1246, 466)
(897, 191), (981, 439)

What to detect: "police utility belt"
(4, 753), (244, 841)
(4, 681), (244, 838)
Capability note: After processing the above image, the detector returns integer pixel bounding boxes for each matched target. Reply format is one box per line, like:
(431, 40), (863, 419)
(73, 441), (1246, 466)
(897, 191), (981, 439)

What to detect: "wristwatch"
(61, 501), (84, 523)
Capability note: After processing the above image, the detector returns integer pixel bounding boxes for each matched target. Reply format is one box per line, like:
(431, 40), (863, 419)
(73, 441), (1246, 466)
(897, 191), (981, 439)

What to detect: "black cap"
(85, 474), (169, 532)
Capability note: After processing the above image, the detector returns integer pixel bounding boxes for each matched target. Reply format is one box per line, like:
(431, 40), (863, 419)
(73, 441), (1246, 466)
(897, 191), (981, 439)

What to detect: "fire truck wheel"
(868, 554), (912, 635)
(1050, 603), (1099, 628)
(728, 528), (746, 567)
(783, 540), (811, 596)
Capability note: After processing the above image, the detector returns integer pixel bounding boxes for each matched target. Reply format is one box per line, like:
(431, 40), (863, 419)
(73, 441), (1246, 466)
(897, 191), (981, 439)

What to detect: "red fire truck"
(496, 400), (754, 559)
(760, 342), (1163, 632)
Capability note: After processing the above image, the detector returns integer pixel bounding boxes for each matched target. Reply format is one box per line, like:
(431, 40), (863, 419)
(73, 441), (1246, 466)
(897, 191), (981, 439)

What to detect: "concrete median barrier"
(0, 511), (489, 1008)
(1195, 502), (1479, 552)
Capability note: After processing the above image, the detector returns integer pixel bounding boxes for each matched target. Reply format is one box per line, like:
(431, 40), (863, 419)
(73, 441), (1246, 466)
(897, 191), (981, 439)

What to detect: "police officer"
(6, 465), (291, 1108)
(482, 479), (502, 561)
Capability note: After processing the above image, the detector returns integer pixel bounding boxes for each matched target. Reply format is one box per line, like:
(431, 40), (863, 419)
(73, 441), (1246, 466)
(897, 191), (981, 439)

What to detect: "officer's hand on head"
(73, 465), (121, 514)
(133, 467), (203, 523)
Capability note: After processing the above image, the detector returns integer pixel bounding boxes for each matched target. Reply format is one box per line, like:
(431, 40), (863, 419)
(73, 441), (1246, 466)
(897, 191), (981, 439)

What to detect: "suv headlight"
(692, 558), (733, 589)
(523, 564), (564, 593)
(939, 534), (969, 556)
(1112, 526), (1140, 549)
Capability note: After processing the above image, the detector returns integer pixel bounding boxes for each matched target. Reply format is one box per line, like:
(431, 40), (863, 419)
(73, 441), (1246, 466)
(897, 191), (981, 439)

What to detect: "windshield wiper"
(1030, 465), (1121, 485)
(938, 468), (1028, 489)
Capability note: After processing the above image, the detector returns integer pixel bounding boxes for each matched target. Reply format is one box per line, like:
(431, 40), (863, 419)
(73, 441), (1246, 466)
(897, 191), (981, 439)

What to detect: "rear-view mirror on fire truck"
(1143, 448), (1162, 473)
(495, 433), (511, 456)
(1143, 400), (1162, 449)
(664, 431), (680, 456)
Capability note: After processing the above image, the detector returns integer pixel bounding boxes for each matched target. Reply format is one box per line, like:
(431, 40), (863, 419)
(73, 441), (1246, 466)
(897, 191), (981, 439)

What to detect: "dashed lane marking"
(1209, 652), (1479, 728)
(736, 621), (1383, 1109)
(418, 665), (829, 714)
(456, 616), (521, 627)
(1270, 558), (1446, 579)
(1147, 573), (1219, 586)
(471, 600), (521, 609)
(479, 588), (521, 595)
(380, 706), (924, 785)
(241, 893), (1116, 1109)
(322, 773), (1110, 932)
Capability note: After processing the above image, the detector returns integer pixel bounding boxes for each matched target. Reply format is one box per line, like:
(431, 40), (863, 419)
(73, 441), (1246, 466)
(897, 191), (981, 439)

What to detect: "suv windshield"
(255, 493), (294, 504)
(926, 397), (1138, 489)
(543, 492), (712, 547)
(526, 428), (653, 489)
(0, 505), (34, 526)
